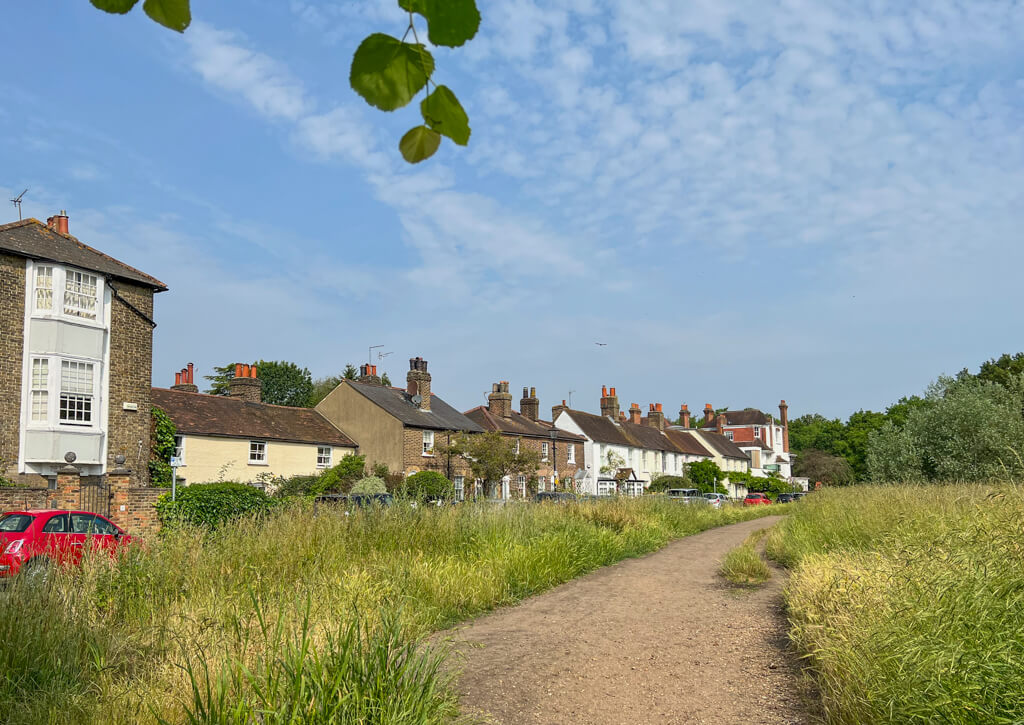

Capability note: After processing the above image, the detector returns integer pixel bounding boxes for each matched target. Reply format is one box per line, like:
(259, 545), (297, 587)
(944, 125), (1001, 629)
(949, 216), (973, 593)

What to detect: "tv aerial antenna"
(10, 189), (27, 220)
(377, 351), (393, 360)
(368, 344), (384, 365)
(568, 389), (576, 408)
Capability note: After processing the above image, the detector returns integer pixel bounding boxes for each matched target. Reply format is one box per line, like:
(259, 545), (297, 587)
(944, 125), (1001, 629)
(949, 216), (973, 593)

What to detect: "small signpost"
(170, 456), (182, 501)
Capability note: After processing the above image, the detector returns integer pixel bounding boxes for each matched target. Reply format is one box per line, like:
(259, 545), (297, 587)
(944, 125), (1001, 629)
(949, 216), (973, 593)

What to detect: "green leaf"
(399, 0), (480, 48)
(399, 126), (441, 164)
(142, 0), (190, 31)
(90, 0), (140, 13)
(420, 85), (470, 146)
(350, 33), (435, 112)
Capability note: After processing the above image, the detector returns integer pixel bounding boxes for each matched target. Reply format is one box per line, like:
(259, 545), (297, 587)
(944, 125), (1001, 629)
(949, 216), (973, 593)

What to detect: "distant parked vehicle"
(0, 509), (130, 579)
(791, 492), (807, 501)
(666, 489), (708, 505)
(703, 492), (729, 509)
(534, 492), (577, 503)
(743, 493), (772, 506)
(776, 493), (797, 504)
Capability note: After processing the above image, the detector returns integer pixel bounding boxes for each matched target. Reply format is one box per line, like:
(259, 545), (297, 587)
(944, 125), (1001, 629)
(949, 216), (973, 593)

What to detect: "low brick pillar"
(107, 456), (133, 529)
(53, 456), (81, 510)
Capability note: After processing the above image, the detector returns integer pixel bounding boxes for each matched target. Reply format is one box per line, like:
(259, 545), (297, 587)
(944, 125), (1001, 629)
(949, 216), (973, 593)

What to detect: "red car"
(0, 509), (130, 578)
(743, 493), (772, 506)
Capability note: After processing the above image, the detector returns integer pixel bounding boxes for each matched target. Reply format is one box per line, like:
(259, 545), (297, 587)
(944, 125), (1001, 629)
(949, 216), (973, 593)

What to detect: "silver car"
(703, 492), (729, 509)
(666, 488), (708, 505)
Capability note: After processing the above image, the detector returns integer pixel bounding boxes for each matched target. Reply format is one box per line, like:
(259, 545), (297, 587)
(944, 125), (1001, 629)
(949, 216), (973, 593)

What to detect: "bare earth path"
(442, 515), (809, 725)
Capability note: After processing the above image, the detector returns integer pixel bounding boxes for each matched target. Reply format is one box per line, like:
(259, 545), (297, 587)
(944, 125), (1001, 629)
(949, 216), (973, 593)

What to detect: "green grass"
(720, 527), (772, 586)
(0, 497), (778, 724)
(768, 484), (1024, 725)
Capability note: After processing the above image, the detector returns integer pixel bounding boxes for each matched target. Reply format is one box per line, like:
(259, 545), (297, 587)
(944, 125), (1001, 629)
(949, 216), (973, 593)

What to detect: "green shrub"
(156, 482), (275, 529)
(350, 476), (387, 495)
(313, 454), (366, 495)
(404, 471), (454, 501)
(647, 475), (687, 493)
(687, 460), (724, 492)
(148, 407), (176, 485)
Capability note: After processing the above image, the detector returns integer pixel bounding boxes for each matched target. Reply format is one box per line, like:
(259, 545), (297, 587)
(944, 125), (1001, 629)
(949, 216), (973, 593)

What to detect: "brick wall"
(0, 254), (25, 483)
(120, 487), (166, 536)
(516, 435), (583, 484)
(0, 486), (48, 511)
(107, 282), (156, 482)
(402, 427), (474, 479)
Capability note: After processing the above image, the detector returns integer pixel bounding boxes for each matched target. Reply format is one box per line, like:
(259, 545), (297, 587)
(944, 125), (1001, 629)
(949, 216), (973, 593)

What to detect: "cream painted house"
(152, 368), (357, 484)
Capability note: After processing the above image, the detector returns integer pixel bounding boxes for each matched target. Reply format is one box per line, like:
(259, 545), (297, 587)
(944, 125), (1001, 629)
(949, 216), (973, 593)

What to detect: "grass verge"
(0, 497), (778, 724)
(769, 484), (1024, 725)
(720, 527), (772, 586)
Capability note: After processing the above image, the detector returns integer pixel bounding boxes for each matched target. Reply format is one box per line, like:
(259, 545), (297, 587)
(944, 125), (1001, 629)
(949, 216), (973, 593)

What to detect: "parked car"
(703, 492), (729, 509)
(776, 493), (797, 504)
(534, 492), (577, 503)
(0, 509), (130, 579)
(666, 489), (708, 505)
(791, 492), (807, 501)
(743, 493), (772, 506)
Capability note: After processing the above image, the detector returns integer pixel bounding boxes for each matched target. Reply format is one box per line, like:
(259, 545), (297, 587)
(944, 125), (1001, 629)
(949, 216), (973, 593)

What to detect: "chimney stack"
(619, 411), (627, 422)
(520, 386), (539, 421)
(229, 362), (262, 403)
(551, 399), (568, 422)
(600, 386), (620, 420)
(680, 404), (691, 428)
(779, 399), (790, 452)
(716, 412), (726, 435)
(488, 381), (513, 418)
(647, 403), (665, 431)
(704, 403), (714, 426)
(407, 357), (431, 410)
(171, 362), (199, 393)
(46, 210), (69, 236)
(629, 403), (642, 425)
(357, 363), (383, 385)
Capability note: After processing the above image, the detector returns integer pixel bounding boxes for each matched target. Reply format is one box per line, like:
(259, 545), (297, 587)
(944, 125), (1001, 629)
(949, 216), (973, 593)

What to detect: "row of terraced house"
(0, 215), (796, 529)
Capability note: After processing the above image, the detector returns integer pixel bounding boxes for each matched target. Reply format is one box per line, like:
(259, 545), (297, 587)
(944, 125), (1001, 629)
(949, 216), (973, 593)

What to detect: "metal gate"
(80, 480), (110, 516)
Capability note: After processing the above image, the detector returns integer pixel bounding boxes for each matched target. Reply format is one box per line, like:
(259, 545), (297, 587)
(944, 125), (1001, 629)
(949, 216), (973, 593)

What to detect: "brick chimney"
(647, 403), (665, 431)
(46, 210), (69, 236)
(171, 362), (199, 393)
(357, 363), (382, 385)
(618, 411), (627, 422)
(704, 403), (714, 426)
(779, 399), (790, 452)
(600, 386), (620, 420)
(520, 386), (539, 421)
(488, 381), (513, 418)
(407, 357), (431, 411)
(716, 412), (726, 435)
(679, 404), (691, 428)
(629, 403), (642, 425)
(229, 363), (262, 403)
(551, 399), (568, 422)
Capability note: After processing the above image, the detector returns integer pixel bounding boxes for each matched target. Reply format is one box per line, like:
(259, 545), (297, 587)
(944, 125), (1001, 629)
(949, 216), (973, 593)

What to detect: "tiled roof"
(561, 409), (634, 447)
(689, 429), (751, 460)
(346, 380), (484, 433)
(721, 409), (773, 426)
(0, 218), (166, 290)
(663, 429), (715, 456)
(561, 409), (703, 455)
(464, 407), (585, 442)
(152, 388), (356, 447)
(734, 437), (773, 451)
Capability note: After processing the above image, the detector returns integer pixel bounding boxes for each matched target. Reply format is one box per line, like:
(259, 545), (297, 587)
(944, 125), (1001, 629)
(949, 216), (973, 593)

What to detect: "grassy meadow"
(768, 484), (1024, 724)
(0, 497), (777, 724)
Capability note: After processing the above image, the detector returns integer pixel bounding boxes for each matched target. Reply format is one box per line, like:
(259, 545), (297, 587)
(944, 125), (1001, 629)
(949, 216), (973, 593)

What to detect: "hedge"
(404, 471), (454, 501)
(156, 482), (276, 529)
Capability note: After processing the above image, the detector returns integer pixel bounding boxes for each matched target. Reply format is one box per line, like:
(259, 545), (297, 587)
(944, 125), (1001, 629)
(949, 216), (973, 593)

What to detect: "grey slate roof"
(465, 406), (585, 442)
(721, 409), (773, 426)
(0, 218), (166, 290)
(689, 430), (751, 460)
(347, 380), (484, 433)
(663, 429), (715, 457)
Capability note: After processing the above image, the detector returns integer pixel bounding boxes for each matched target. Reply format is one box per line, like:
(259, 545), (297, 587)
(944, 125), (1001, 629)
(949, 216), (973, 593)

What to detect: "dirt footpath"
(442, 515), (809, 725)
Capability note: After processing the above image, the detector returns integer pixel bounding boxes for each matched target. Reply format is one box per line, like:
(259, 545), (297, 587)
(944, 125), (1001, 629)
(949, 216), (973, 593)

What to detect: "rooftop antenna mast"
(377, 351), (393, 360)
(10, 189), (27, 220)
(368, 344), (383, 365)
(568, 389), (576, 408)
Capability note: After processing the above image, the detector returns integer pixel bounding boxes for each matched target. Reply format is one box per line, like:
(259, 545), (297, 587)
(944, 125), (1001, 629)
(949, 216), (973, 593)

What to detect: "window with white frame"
(642, 451), (649, 472)
(34, 266), (54, 311)
(541, 441), (549, 461)
(173, 435), (185, 463)
(59, 361), (94, 425)
(536, 474), (546, 493)
(454, 475), (465, 501)
(661, 453), (667, 472)
(30, 359), (48, 422)
(567, 444), (575, 464)
(517, 474), (526, 497)
(753, 426), (761, 439)
(317, 446), (332, 468)
(422, 430), (434, 456)
(598, 479), (617, 496)
(63, 270), (99, 320)
(249, 441), (267, 464)
(725, 431), (734, 441)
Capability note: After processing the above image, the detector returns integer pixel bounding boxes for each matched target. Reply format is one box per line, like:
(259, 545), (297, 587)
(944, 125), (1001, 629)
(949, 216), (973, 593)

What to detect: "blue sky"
(2, 1), (1022, 420)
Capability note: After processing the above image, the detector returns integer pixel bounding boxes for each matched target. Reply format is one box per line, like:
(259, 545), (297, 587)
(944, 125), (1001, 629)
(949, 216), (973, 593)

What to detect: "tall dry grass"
(0, 497), (776, 724)
(768, 484), (1024, 724)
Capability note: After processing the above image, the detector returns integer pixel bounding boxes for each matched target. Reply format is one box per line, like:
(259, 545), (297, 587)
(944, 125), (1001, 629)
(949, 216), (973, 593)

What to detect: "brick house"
(464, 382), (586, 498)
(690, 402), (793, 478)
(0, 215), (166, 485)
(152, 363), (357, 484)
(315, 358), (484, 500)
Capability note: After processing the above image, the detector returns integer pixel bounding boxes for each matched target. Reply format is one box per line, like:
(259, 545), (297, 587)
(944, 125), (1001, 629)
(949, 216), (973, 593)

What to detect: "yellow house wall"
(175, 435), (355, 484)
(316, 382), (404, 471)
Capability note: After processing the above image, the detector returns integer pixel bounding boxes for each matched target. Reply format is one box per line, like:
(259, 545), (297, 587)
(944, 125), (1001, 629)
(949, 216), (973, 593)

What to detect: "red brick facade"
(0, 254), (26, 483)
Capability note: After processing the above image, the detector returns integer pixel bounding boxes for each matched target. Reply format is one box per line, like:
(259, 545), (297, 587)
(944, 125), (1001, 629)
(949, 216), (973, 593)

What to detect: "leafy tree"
(381, 372), (393, 387)
(599, 450), (627, 476)
(204, 363), (239, 396)
(687, 460), (724, 493)
(149, 406), (177, 484)
(89, 0), (480, 163)
(308, 375), (342, 407)
(404, 470), (454, 501)
(793, 449), (855, 486)
(350, 476), (388, 495)
(438, 432), (541, 499)
(204, 360), (313, 407)
(973, 353), (1024, 388)
(647, 475), (687, 493)
(315, 454), (367, 495)
(343, 364), (359, 380)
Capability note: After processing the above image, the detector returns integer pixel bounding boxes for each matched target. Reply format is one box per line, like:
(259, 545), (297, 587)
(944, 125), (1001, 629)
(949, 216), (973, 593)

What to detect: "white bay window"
(31, 264), (102, 323)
